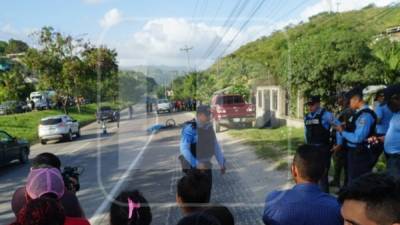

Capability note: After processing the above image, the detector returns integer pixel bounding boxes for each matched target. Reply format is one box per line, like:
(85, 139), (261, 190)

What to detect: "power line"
(216, 0), (267, 59)
(200, 0), (250, 62)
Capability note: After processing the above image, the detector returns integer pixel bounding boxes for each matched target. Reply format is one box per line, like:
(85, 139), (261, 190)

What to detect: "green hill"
(173, 4), (400, 105)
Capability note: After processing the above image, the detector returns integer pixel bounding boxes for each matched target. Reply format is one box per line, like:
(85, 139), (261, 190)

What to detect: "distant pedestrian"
(30, 100), (35, 111)
(128, 105), (133, 120)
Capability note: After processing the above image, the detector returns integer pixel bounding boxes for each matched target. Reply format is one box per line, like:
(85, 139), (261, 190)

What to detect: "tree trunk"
(75, 96), (81, 114)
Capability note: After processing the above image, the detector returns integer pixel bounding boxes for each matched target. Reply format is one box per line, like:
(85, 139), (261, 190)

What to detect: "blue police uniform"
(372, 103), (394, 165)
(375, 103), (394, 135)
(304, 107), (334, 192)
(180, 121), (225, 169)
(384, 112), (400, 177)
(304, 107), (334, 145)
(339, 104), (376, 183)
(179, 120), (226, 197)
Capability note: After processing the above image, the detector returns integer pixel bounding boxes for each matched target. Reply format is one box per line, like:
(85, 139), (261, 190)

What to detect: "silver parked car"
(156, 99), (172, 114)
(38, 115), (80, 145)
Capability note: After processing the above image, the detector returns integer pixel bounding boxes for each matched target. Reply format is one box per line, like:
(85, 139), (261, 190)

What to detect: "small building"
(386, 26), (400, 42)
(255, 85), (305, 128)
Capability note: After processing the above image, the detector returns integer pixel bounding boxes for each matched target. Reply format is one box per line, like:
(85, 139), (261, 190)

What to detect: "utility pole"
(180, 45), (193, 72)
(336, 1), (340, 13)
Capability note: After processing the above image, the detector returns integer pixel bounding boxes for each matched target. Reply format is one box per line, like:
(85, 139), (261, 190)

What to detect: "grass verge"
(229, 126), (304, 168)
(0, 102), (125, 144)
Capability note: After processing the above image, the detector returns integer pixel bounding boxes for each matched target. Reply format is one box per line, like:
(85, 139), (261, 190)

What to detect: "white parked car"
(38, 115), (80, 145)
(156, 99), (172, 114)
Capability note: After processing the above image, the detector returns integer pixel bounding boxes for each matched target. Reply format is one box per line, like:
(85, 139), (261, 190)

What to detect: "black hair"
(177, 170), (212, 207)
(31, 153), (61, 170)
(196, 105), (211, 117)
(203, 205), (234, 225)
(347, 87), (364, 100)
(338, 173), (400, 224)
(110, 190), (152, 225)
(177, 212), (221, 225)
(385, 85), (400, 113)
(293, 145), (326, 183)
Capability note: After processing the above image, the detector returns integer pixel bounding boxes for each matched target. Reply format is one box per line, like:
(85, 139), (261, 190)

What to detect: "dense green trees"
(23, 26), (119, 113)
(0, 62), (34, 101)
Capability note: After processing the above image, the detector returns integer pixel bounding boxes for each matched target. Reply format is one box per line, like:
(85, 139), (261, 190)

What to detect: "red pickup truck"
(210, 94), (256, 132)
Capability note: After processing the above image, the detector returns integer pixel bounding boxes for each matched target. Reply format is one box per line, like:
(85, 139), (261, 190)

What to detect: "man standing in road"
(304, 95), (334, 192)
(335, 87), (377, 183)
(179, 105), (226, 193)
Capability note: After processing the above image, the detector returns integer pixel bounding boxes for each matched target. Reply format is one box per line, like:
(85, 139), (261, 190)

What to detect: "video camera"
(62, 166), (84, 193)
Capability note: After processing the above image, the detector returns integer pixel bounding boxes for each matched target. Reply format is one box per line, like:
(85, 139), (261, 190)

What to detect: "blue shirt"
(263, 183), (343, 225)
(375, 103), (393, 135)
(180, 122), (225, 168)
(341, 105), (375, 148)
(384, 112), (400, 154)
(304, 108), (334, 143)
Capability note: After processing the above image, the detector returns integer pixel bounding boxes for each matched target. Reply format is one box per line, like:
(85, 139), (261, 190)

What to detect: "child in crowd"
(110, 190), (152, 225)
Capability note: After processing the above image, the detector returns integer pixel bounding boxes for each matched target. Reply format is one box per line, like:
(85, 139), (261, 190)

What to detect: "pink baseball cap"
(26, 168), (65, 200)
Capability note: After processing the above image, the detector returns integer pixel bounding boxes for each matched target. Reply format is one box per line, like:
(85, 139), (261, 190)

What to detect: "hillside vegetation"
(172, 5), (400, 107)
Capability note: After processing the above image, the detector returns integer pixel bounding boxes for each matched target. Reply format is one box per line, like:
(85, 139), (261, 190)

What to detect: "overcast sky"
(0, 0), (397, 69)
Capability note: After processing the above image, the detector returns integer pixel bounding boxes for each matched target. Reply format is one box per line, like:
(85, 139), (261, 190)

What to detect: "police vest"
(345, 108), (377, 145)
(187, 122), (216, 162)
(305, 109), (331, 145)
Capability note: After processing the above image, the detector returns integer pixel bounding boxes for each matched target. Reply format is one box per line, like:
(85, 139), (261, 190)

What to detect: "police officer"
(304, 96), (334, 193)
(179, 105), (226, 194)
(383, 85), (400, 177)
(372, 90), (393, 165)
(335, 87), (377, 183)
(330, 92), (354, 188)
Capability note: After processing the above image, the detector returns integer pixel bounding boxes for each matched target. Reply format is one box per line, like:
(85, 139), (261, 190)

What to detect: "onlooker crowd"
(7, 85), (400, 225)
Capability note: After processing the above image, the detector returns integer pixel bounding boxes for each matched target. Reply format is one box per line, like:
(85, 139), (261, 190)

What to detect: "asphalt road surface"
(0, 103), (291, 225)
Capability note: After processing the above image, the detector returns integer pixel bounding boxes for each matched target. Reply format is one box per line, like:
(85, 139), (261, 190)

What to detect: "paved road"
(0, 104), (291, 225)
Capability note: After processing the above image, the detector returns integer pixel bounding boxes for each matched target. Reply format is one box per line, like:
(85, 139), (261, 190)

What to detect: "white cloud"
(109, 18), (275, 69)
(99, 8), (123, 28)
(0, 23), (18, 35)
(301, 0), (397, 19)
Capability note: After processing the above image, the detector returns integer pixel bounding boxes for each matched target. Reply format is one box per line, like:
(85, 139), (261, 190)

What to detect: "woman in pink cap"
(10, 168), (90, 225)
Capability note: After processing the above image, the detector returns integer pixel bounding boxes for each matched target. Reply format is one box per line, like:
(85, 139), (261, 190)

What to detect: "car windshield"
(40, 118), (62, 125)
(216, 96), (245, 105)
(100, 106), (112, 111)
(158, 100), (169, 104)
(31, 96), (42, 99)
